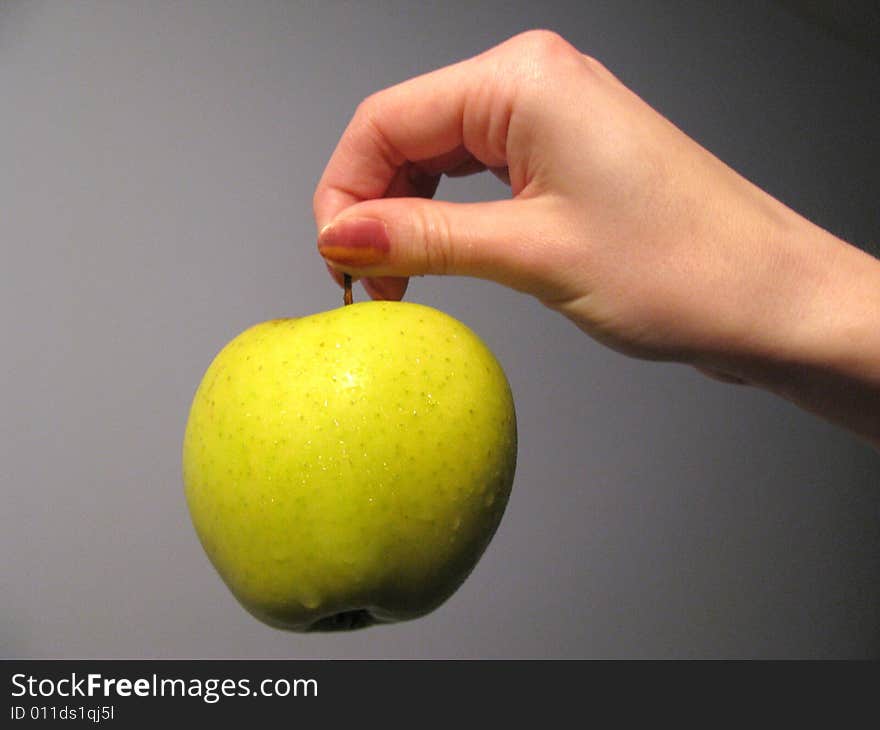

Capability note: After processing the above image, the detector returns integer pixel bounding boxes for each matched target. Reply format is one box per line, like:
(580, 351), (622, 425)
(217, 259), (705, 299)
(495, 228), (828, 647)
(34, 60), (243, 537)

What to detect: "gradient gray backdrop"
(2, 0), (878, 659)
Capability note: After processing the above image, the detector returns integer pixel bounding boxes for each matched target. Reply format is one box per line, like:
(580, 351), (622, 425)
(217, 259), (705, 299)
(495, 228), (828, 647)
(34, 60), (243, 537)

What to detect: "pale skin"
(313, 30), (880, 449)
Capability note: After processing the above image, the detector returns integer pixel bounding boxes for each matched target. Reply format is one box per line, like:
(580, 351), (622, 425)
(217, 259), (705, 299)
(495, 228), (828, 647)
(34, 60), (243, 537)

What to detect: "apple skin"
(182, 301), (516, 631)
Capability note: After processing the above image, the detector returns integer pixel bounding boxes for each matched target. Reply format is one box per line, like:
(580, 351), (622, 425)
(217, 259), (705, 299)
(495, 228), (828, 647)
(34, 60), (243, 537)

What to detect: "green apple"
(182, 301), (516, 631)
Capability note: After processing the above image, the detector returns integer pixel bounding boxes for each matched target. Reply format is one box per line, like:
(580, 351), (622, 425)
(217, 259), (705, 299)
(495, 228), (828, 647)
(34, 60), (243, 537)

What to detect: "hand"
(313, 30), (880, 447)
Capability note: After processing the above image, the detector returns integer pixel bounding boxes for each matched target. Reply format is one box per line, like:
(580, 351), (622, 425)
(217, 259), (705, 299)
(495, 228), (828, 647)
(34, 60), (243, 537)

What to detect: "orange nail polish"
(318, 217), (390, 267)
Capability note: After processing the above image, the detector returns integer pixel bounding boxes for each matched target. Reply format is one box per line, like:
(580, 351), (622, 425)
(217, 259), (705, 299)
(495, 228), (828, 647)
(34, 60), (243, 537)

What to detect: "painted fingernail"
(318, 217), (390, 267)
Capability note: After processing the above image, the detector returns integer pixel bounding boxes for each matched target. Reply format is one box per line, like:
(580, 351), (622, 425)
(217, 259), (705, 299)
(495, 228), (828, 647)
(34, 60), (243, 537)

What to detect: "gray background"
(1, 0), (878, 659)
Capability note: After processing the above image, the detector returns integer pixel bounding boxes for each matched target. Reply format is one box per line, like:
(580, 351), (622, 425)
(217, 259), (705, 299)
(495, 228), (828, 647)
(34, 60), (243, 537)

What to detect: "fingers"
(362, 276), (409, 301)
(312, 30), (582, 302)
(312, 50), (512, 232)
(354, 153), (441, 302)
(318, 196), (566, 300)
(323, 262), (408, 303)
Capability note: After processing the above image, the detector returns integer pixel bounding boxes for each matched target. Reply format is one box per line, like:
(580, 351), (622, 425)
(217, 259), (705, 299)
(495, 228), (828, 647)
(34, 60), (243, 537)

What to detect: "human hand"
(314, 30), (880, 445)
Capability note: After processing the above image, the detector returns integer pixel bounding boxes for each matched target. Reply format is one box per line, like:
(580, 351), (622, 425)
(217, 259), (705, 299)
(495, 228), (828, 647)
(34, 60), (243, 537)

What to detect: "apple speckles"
(183, 301), (516, 631)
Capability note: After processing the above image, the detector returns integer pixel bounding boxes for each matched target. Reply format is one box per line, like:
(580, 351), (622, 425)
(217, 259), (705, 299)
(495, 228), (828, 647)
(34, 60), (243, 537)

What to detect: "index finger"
(312, 49), (510, 230)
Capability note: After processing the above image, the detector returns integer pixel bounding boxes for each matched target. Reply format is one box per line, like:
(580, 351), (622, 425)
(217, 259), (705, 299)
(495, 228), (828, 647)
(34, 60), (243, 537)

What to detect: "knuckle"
(418, 206), (454, 275)
(581, 53), (605, 73)
(352, 91), (405, 168)
(352, 92), (386, 140)
(503, 30), (587, 97)
(514, 29), (575, 64)
(579, 53), (614, 85)
(354, 91), (380, 119)
(311, 187), (324, 219)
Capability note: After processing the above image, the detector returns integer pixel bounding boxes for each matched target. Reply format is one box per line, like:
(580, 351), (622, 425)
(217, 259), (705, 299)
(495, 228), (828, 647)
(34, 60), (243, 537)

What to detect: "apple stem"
(343, 274), (353, 305)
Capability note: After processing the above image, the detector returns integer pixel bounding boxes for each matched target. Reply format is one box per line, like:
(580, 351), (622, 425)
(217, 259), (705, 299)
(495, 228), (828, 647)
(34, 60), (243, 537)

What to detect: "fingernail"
(361, 277), (390, 300)
(318, 217), (390, 267)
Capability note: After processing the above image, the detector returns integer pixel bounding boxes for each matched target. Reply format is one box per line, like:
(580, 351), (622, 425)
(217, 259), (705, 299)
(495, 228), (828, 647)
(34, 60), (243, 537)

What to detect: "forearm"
(717, 212), (880, 448)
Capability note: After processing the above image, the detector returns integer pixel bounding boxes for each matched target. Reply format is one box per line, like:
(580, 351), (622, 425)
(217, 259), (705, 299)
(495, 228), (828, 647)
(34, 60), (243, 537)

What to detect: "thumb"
(317, 197), (559, 298)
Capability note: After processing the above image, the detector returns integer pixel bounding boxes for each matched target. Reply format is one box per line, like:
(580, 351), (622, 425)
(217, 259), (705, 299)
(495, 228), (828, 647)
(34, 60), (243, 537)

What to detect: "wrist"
(710, 212), (880, 445)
